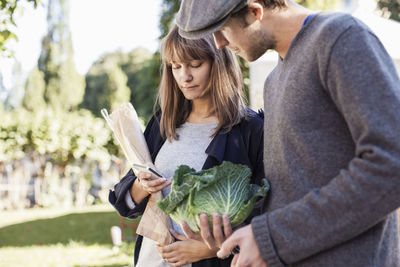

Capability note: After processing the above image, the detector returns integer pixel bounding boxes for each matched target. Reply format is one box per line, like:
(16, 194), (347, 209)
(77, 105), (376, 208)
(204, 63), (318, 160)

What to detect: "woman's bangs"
(164, 35), (210, 64)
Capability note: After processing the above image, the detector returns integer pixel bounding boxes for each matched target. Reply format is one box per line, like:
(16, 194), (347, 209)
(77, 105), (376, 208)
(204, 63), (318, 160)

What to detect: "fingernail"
(217, 250), (223, 257)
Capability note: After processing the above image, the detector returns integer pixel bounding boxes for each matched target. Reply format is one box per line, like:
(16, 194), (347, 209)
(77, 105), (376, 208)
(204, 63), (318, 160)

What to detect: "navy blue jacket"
(109, 108), (265, 267)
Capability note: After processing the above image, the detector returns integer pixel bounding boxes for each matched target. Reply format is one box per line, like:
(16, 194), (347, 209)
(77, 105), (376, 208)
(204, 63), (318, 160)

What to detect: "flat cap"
(177, 0), (248, 39)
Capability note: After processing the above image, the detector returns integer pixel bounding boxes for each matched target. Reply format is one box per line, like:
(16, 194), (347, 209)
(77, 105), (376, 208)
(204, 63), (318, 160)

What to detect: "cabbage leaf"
(157, 161), (269, 232)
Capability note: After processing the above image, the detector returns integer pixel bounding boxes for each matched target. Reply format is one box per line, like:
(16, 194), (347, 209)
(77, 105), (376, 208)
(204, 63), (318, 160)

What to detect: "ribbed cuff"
(251, 213), (286, 267)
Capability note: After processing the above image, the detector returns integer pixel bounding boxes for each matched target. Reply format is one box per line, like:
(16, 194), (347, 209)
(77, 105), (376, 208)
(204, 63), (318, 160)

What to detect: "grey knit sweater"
(251, 12), (400, 267)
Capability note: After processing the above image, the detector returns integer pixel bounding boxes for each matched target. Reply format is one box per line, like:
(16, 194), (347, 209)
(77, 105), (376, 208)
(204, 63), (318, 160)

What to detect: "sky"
(0, 0), (162, 90)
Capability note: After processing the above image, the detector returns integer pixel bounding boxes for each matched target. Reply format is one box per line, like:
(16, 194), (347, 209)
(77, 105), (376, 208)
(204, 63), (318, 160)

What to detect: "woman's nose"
(182, 69), (193, 82)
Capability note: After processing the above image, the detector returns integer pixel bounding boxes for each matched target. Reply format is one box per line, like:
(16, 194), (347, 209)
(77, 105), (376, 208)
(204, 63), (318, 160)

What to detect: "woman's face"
(171, 58), (212, 101)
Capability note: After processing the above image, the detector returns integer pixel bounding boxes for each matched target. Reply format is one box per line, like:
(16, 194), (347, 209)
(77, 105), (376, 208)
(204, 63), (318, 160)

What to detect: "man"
(176, 0), (400, 266)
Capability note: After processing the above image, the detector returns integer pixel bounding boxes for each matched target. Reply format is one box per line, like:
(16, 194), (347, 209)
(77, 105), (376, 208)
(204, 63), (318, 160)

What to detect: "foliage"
(0, 0), (40, 56)
(82, 48), (158, 122)
(237, 56), (250, 103)
(121, 48), (159, 121)
(81, 53), (131, 117)
(377, 0), (400, 22)
(158, 161), (269, 232)
(22, 67), (46, 111)
(37, 0), (85, 111)
(295, 0), (341, 10)
(159, 0), (181, 39)
(0, 108), (119, 167)
(129, 53), (161, 122)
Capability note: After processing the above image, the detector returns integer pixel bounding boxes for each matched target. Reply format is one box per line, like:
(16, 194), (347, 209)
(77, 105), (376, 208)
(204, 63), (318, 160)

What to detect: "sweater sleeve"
(252, 24), (400, 265)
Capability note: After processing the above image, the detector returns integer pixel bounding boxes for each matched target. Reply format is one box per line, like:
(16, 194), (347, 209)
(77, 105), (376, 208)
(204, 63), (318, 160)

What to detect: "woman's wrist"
(130, 178), (149, 204)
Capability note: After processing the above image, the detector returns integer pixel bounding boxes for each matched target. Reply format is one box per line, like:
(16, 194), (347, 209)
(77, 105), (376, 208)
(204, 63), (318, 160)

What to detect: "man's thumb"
(216, 235), (237, 259)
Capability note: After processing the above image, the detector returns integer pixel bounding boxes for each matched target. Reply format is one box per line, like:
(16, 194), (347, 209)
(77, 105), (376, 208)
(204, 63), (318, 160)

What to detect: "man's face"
(212, 16), (275, 62)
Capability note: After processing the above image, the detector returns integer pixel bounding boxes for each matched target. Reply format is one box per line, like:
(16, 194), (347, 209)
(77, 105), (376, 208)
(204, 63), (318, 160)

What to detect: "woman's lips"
(182, 85), (198, 90)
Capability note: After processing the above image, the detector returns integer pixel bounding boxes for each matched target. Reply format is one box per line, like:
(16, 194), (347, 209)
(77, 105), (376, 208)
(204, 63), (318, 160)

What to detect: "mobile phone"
(132, 163), (164, 180)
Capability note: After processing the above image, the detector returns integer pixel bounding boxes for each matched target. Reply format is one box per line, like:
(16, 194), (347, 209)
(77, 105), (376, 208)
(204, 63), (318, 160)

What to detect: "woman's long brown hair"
(156, 25), (246, 141)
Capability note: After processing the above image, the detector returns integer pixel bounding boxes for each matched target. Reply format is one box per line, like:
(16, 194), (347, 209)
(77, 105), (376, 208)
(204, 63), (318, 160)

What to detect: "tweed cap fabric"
(177, 0), (248, 39)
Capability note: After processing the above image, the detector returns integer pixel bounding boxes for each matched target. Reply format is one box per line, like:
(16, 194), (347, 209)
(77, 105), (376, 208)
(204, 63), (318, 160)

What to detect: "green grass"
(0, 205), (139, 267)
(0, 242), (135, 267)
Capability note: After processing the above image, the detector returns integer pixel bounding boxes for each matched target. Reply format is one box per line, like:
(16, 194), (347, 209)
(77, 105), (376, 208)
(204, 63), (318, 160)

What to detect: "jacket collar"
(205, 128), (228, 164)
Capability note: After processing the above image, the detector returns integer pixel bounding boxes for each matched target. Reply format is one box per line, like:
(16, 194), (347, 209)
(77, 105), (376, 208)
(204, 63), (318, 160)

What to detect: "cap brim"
(178, 14), (231, 39)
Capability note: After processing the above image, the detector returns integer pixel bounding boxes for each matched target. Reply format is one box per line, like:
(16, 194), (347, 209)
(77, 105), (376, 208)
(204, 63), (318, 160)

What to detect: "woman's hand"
(130, 171), (171, 204)
(182, 213), (233, 250)
(156, 229), (218, 267)
(136, 171), (172, 194)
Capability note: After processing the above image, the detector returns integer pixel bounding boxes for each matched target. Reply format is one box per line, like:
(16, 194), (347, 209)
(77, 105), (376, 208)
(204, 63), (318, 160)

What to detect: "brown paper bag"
(137, 192), (174, 245)
(102, 103), (174, 245)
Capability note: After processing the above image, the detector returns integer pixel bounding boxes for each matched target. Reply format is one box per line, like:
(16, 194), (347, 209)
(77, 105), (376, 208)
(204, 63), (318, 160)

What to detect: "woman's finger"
(180, 221), (201, 241)
(222, 214), (233, 238)
(199, 213), (216, 249)
(212, 213), (225, 247)
(142, 177), (167, 187)
(158, 242), (177, 254)
(149, 179), (172, 193)
(141, 177), (171, 194)
(137, 171), (152, 181)
(171, 261), (185, 267)
(165, 257), (180, 266)
(170, 229), (187, 241)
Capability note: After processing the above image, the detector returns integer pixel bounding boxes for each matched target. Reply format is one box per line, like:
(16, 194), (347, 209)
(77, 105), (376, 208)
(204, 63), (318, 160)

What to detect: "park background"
(0, 0), (399, 266)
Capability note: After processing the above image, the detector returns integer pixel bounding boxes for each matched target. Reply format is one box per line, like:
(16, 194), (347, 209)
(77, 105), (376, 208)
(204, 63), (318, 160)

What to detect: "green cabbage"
(157, 161), (269, 232)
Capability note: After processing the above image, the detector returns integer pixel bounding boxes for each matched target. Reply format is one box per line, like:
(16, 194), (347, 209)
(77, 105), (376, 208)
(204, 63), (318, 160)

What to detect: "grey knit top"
(134, 121), (218, 267)
(251, 12), (400, 267)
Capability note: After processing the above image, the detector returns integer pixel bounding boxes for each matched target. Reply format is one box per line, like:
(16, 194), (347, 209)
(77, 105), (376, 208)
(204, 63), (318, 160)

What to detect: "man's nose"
(213, 31), (229, 50)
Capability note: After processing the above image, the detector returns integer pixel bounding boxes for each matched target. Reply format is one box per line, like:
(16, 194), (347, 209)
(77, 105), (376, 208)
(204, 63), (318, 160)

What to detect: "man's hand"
(198, 213), (233, 249)
(217, 224), (267, 267)
(180, 213), (232, 250)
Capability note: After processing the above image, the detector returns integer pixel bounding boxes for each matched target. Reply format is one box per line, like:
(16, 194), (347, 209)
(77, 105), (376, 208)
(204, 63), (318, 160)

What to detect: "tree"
(120, 48), (157, 121)
(0, 73), (7, 104)
(159, 0), (181, 39)
(23, 67), (46, 111)
(81, 48), (156, 121)
(131, 53), (161, 121)
(0, 0), (40, 56)
(295, 0), (341, 10)
(37, 0), (85, 111)
(4, 61), (25, 109)
(81, 57), (131, 117)
(377, 0), (400, 22)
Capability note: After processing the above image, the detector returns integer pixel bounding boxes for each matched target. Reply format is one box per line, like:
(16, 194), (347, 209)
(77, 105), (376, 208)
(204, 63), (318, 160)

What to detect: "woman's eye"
(171, 65), (181, 69)
(191, 62), (202, 68)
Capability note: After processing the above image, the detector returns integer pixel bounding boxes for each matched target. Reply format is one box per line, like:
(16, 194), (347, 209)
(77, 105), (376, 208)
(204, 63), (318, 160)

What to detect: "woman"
(108, 25), (264, 267)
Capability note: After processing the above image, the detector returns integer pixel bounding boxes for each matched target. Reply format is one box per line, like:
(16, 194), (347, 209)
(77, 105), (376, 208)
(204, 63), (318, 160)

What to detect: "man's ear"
(247, 2), (264, 21)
